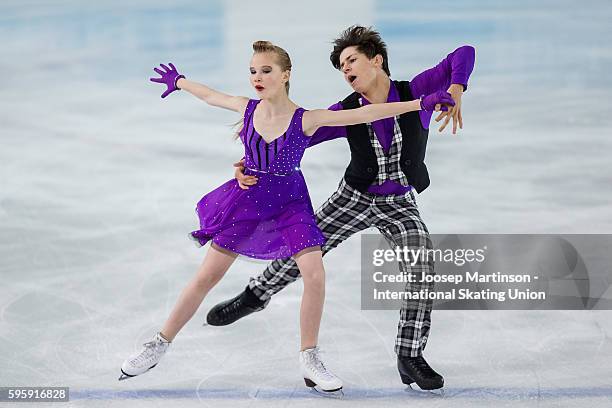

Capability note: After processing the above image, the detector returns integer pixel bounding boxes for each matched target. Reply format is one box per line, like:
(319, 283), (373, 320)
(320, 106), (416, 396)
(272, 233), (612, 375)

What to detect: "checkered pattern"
(367, 118), (410, 187)
(358, 95), (409, 187)
(368, 120), (389, 185)
(248, 178), (434, 357)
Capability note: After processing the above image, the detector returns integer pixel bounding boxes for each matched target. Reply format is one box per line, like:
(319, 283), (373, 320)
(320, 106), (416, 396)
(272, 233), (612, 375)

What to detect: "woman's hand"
(420, 90), (455, 112)
(149, 63), (185, 98)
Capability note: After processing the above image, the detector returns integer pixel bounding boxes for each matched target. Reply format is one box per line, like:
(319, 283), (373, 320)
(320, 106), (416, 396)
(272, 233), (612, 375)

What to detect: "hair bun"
(253, 40), (275, 52)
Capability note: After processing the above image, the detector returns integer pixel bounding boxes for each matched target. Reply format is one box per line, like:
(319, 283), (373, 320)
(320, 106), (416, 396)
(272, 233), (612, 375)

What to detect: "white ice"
(1, 1), (612, 407)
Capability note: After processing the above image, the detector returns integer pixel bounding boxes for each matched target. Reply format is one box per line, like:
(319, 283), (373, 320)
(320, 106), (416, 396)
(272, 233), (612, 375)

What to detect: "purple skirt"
(189, 170), (325, 259)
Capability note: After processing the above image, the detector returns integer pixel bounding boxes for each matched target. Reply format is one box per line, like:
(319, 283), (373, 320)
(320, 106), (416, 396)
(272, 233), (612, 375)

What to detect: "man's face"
(338, 46), (383, 94)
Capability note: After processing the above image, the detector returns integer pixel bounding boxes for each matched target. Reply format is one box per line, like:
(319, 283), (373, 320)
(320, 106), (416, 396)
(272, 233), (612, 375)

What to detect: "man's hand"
(234, 159), (258, 190)
(420, 91), (455, 112)
(434, 83), (464, 134)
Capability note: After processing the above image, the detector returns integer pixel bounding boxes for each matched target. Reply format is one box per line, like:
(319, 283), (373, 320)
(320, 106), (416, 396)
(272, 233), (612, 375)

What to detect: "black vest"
(341, 80), (430, 193)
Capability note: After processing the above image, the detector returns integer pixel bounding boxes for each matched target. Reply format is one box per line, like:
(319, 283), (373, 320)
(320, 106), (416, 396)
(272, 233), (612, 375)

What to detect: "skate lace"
(221, 298), (243, 319)
(305, 349), (334, 380)
(411, 356), (436, 376)
(130, 337), (167, 366)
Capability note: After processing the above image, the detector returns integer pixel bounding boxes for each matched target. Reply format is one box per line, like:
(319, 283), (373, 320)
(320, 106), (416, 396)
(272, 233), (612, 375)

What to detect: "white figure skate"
(299, 346), (343, 396)
(119, 332), (170, 381)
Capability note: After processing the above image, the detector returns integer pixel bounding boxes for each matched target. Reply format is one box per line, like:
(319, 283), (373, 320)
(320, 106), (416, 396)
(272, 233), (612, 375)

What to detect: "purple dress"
(189, 99), (325, 259)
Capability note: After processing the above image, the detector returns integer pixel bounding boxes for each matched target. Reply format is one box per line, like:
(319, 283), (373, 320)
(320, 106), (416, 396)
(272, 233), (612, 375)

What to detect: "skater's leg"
(294, 246), (343, 392)
(120, 243), (237, 380)
(160, 243), (237, 341)
(293, 246), (325, 350)
(372, 193), (443, 390)
(372, 193), (434, 357)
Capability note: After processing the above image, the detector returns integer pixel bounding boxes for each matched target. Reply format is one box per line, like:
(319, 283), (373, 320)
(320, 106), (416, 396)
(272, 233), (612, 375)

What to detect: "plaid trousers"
(248, 178), (435, 357)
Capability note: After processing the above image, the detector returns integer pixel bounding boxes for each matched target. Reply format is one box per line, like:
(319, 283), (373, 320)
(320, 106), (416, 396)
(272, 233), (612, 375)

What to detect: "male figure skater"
(207, 25), (475, 391)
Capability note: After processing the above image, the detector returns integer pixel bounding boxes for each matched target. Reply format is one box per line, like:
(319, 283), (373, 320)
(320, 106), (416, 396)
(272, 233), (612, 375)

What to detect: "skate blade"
(406, 382), (445, 397)
(118, 370), (134, 381)
(304, 378), (344, 399)
(310, 387), (344, 399)
(118, 364), (157, 381)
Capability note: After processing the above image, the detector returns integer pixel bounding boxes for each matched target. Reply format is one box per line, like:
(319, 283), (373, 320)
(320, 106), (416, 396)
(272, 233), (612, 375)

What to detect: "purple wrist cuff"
(174, 74), (185, 90)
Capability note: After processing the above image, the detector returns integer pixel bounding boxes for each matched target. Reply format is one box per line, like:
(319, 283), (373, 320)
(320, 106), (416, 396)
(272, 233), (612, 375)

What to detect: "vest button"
(404, 159), (412, 166)
(367, 167), (373, 173)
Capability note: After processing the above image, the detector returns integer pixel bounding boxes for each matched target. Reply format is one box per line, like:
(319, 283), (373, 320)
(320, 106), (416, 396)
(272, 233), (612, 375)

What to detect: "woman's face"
(249, 52), (289, 97)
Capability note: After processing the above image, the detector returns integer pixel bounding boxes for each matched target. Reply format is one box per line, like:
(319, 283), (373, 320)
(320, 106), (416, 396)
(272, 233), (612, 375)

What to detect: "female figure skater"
(118, 41), (453, 392)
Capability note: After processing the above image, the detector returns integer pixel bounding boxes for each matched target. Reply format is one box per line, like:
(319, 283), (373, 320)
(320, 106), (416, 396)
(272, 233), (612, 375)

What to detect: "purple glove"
(420, 91), (455, 112)
(149, 63), (185, 98)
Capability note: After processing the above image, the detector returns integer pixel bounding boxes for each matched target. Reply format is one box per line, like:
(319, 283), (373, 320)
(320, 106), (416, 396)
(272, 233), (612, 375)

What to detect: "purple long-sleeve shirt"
(308, 45), (475, 195)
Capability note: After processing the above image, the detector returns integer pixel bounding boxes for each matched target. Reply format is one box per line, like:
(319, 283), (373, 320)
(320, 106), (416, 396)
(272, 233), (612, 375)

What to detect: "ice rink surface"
(1, 0), (612, 406)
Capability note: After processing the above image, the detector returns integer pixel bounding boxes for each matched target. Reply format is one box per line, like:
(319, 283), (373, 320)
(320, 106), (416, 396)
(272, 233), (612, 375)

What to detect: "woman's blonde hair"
(233, 41), (293, 139)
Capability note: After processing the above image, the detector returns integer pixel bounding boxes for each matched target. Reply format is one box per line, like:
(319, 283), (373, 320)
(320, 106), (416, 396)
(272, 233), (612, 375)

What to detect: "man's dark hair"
(330, 25), (390, 76)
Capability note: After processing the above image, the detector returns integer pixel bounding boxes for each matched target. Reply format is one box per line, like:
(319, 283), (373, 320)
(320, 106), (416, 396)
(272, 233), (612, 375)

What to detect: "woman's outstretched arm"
(150, 63), (248, 113)
(176, 78), (249, 113)
(302, 91), (454, 136)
